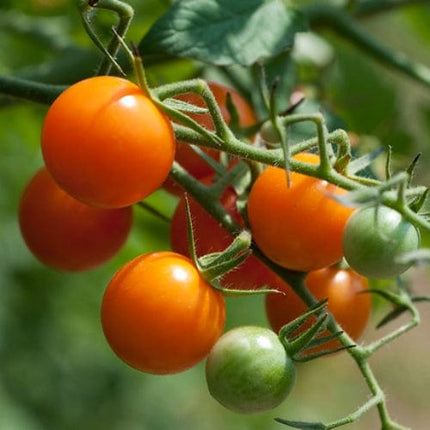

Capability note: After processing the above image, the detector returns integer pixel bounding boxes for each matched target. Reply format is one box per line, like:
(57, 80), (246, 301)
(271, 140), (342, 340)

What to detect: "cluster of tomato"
(18, 77), (421, 414)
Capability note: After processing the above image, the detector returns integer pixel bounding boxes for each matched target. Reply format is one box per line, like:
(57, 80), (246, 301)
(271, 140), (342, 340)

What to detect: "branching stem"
(306, 5), (430, 89)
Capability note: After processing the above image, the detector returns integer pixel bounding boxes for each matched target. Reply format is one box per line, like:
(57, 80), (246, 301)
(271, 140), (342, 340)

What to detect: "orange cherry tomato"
(42, 76), (176, 208)
(169, 183), (271, 290)
(164, 81), (257, 195)
(101, 251), (226, 374)
(247, 153), (354, 272)
(18, 167), (133, 271)
(265, 267), (371, 352)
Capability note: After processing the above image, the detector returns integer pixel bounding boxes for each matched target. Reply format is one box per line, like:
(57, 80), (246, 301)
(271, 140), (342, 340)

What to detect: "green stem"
(154, 79), (234, 142)
(325, 393), (382, 428)
(78, 0), (134, 76)
(136, 201), (170, 223)
(0, 75), (64, 104)
(93, 0), (134, 76)
(364, 306), (419, 357)
(363, 283), (421, 357)
(274, 272), (409, 428)
(172, 114), (430, 236)
(169, 161), (242, 234)
(307, 5), (430, 89)
(354, 0), (430, 17)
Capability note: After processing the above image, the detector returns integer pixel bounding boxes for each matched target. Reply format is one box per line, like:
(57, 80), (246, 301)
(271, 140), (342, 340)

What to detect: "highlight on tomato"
(247, 152), (355, 272)
(342, 205), (421, 279)
(101, 251), (226, 375)
(265, 266), (371, 352)
(205, 326), (296, 414)
(163, 81), (257, 194)
(42, 76), (176, 209)
(18, 167), (133, 272)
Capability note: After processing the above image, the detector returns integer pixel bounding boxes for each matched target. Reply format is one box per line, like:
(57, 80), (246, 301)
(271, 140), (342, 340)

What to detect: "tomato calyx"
(278, 299), (354, 362)
(197, 230), (252, 284)
(182, 194), (281, 296)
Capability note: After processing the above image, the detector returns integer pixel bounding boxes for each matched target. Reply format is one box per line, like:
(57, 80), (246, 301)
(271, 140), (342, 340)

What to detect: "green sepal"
(183, 194), (272, 290)
(210, 279), (284, 297)
(284, 313), (328, 358)
(294, 338), (356, 362)
(198, 249), (251, 283)
(274, 417), (327, 429)
(278, 299), (328, 357)
(346, 147), (384, 175)
(409, 188), (429, 213)
(406, 152), (422, 187)
(162, 97), (209, 114)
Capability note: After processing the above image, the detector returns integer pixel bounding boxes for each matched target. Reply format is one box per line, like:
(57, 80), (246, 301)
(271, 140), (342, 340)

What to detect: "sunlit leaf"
(139, 0), (308, 66)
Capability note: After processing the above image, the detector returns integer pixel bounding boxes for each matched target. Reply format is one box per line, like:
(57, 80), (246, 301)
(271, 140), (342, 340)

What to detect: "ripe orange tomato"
(247, 153), (354, 272)
(19, 167), (133, 271)
(42, 76), (176, 208)
(265, 267), (371, 352)
(169, 183), (271, 290)
(101, 251), (226, 374)
(164, 81), (256, 194)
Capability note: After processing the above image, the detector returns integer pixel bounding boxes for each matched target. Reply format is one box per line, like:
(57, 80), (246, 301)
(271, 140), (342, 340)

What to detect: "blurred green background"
(1, 1), (430, 429)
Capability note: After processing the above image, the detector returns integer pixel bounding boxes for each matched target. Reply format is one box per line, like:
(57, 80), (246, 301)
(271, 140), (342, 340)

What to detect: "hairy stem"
(0, 75), (64, 104)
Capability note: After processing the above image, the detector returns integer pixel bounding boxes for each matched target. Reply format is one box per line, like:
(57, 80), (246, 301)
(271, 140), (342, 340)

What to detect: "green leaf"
(139, 0), (308, 66)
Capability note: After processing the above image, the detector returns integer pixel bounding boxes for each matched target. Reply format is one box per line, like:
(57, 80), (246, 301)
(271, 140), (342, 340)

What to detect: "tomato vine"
(2, 1), (430, 429)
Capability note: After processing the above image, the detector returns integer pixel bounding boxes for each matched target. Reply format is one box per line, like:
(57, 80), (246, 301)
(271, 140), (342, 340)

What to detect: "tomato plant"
(247, 153), (355, 272)
(42, 76), (176, 209)
(342, 205), (421, 279)
(205, 326), (296, 414)
(18, 167), (133, 271)
(101, 251), (225, 374)
(169, 180), (273, 290)
(163, 81), (256, 194)
(5, 1), (430, 429)
(265, 266), (371, 352)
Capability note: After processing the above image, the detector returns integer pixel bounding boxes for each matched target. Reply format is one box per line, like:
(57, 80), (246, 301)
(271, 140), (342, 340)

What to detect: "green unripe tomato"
(342, 205), (420, 279)
(205, 326), (296, 414)
(260, 120), (280, 144)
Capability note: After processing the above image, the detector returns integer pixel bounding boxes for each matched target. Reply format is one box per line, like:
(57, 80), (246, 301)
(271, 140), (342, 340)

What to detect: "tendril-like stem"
(306, 5), (430, 89)
(77, 0), (134, 76)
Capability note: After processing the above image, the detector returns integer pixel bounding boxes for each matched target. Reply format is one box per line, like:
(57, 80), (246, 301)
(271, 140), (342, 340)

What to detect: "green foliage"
(139, 0), (308, 66)
(2, 1), (430, 429)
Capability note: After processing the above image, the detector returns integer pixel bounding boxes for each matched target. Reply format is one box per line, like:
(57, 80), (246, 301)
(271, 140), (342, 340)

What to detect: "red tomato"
(265, 267), (371, 352)
(247, 153), (354, 272)
(42, 76), (176, 208)
(169, 184), (271, 290)
(164, 81), (257, 195)
(19, 167), (133, 271)
(101, 251), (226, 374)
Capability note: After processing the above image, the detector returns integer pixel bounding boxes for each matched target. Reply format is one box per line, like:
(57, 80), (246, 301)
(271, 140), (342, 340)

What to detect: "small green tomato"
(342, 205), (420, 279)
(205, 326), (296, 414)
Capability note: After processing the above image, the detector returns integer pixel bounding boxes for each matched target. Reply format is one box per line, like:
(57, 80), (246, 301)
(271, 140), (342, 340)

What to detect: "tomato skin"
(265, 267), (371, 351)
(101, 251), (225, 374)
(18, 168), (133, 271)
(169, 183), (272, 290)
(164, 81), (256, 194)
(247, 153), (354, 272)
(42, 76), (176, 208)
(342, 205), (420, 279)
(205, 326), (296, 414)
